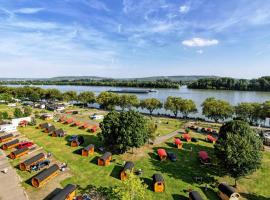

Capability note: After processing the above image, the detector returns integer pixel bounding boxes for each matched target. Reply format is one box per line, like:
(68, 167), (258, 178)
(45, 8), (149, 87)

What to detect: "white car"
(0, 124), (17, 133)
(90, 114), (104, 120)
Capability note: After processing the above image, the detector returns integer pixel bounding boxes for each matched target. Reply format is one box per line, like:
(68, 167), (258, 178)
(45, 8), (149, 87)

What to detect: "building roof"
(33, 164), (59, 182)
(84, 144), (94, 151)
(12, 147), (29, 156)
(175, 138), (182, 145)
(22, 153), (45, 166)
(100, 152), (112, 161)
(157, 149), (167, 157)
(218, 183), (236, 197)
(189, 191), (203, 200)
(40, 123), (50, 129)
(54, 129), (65, 136)
(4, 139), (19, 147)
(123, 161), (134, 172)
(51, 184), (77, 200)
(199, 151), (209, 161)
(183, 134), (191, 140)
(152, 173), (164, 183)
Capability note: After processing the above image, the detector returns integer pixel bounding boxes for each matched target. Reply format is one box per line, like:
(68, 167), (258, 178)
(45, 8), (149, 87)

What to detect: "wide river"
(9, 85), (270, 118)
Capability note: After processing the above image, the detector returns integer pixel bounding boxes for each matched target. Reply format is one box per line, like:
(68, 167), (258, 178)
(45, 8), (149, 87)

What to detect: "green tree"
(202, 97), (234, 122)
(234, 102), (263, 124)
(23, 106), (32, 117)
(164, 96), (182, 117)
(77, 91), (96, 105)
(140, 98), (162, 115)
(100, 110), (150, 153)
(14, 108), (24, 118)
(215, 120), (263, 186)
(2, 111), (9, 119)
(118, 94), (139, 111)
(62, 91), (77, 102)
(113, 172), (150, 200)
(0, 93), (13, 103)
(179, 99), (197, 118)
(97, 92), (119, 110)
(44, 88), (62, 100)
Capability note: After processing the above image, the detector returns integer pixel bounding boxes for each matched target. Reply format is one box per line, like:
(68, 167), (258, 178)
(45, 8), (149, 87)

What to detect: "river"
(8, 85), (270, 118)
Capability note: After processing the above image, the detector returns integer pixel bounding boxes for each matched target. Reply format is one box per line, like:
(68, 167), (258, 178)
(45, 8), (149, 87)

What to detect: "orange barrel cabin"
(19, 153), (45, 171)
(89, 126), (98, 133)
(70, 136), (84, 147)
(199, 151), (211, 164)
(80, 123), (89, 129)
(82, 144), (94, 157)
(152, 173), (165, 192)
(73, 121), (81, 127)
(52, 129), (65, 137)
(9, 147), (29, 160)
(45, 125), (56, 133)
(189, 191), (203, 200)
(174, 138), (183, 149)
(51, 184), (77, 200)
(218, 183), (240, 200)
(31, 164), (59, 188)
(39, 122), (50, 129)
(120, 161), (134, 180)
(59, 116), (66, 123)
(183, 134), (191, 142)
(157, 148), (167, 161)
(1, 139), (20, 150)
(0, 133), (14, 143)
(65, 118), (74, 124)
(98, 152), (112, 166)
(206, 135), (217, 144)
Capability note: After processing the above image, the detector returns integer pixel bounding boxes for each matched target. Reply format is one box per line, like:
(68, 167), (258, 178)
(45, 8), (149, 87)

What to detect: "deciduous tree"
(140, 98), (162, 115)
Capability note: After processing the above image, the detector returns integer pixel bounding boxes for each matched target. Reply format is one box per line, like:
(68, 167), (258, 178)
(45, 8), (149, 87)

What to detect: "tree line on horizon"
(188, 76), (270, 91)
(0, 85), (269, 125)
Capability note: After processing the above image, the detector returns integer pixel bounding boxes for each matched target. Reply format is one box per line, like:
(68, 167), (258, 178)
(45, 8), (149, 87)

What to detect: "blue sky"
(0, 0), (270, 78)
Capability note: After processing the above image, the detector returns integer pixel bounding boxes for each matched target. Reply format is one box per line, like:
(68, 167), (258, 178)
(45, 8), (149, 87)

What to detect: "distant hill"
(0, 75), (219, 82)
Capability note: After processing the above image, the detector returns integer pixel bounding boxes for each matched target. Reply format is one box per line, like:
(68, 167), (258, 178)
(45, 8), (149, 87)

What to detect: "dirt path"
(154, 129), (184, 145)
(0, 150), (28, 200)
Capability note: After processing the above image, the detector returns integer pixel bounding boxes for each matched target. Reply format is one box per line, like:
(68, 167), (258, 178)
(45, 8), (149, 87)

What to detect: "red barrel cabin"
(80, 123), (89, 129)
(199, 151), (211, 164)
(72, 121), (81, 127)
(174, 138), (183, 149)
(59, 116), (66, 123)
(98, 152), (112, 166)
(89, 125), (98, 133)
(65, 118), (74, 124)
(206, 135), (217, 144)
(81, 144), (94, 157)
(157, 148), (167, 161)
(183, 134), (191, 142)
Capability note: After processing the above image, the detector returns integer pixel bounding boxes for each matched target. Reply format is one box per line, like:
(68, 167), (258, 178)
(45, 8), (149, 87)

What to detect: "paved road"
(154, 129), (184, 145)
(0, 150), (28, 200)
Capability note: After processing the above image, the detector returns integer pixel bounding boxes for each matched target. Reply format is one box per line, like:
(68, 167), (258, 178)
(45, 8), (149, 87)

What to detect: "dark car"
(167, 152), (177, 162)
(31, 160), (50, 171)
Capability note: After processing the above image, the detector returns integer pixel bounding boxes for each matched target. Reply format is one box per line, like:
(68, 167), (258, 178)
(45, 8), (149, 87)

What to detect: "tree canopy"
(97, 92), (119, 110)
(140, 98), (162, 115)
(202, 97), (234, 122)
(214, 120), (263, 185)
(99, 110), (150, 153)
(77, 91), (96, 104)
(117, 94), (139, 111)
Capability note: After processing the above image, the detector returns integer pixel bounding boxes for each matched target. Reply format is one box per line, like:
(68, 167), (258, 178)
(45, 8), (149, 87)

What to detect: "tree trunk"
(234, 179), (237, 187)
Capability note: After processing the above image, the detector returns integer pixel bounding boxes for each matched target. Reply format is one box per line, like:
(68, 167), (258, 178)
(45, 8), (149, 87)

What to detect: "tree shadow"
(90, 156), (99, 165)
(148, 152), (159, 161)
(142, 177), (152, 191)
(199, 186), (218, 199)
(240, 193), (270, 200)
(109, 165), (122, 180)
(172, 194), (189, 200)
(72, 148), (82, 155)
(165, 142), (175, 148)
(43, 188), (62, 200)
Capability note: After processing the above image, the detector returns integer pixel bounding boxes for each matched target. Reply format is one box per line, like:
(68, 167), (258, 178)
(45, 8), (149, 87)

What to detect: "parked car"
(167, 152), (177, 162)
(30, 160), (50, 171)
(17, 141), (34, 149)
(90, 113), (104, 120)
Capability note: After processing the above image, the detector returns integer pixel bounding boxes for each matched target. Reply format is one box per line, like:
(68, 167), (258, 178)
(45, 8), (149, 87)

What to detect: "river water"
(8, 85), (270, 118)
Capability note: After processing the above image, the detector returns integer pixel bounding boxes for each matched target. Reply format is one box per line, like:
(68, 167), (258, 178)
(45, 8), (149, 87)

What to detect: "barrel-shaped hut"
(45, 125), (56, 133)
(157, 149), (167, 161)
(51, 184), (77, 200)
(9, 147), (29, 159)
(65, 118), (74, 124)
(120, 161), (134, 180)
(70, 136), (84, 147)
(59, 116), (66, 123)
(81, 144), (94, 157)
(206, 135), (217, 144)
(31, 164), (59, 188)
(189, 191), (203, 200)
(39, 122), (50, 129)
(52, 129), (65, 137)
(1, 139), (19, 150)
(199, 151), (210, 164)
(79, 123), (89, 129)
(98, 152), (112, 166)
(72, 121), (81, 127)
(175, 138), (183, 149)
(89, 126), (98, 133)
(218, 183), (240, 200)
(19, 153), (45, 171)
(0, 133), (14, 143)
(152, 173), (165, 192)
(183, 134), (191, 142)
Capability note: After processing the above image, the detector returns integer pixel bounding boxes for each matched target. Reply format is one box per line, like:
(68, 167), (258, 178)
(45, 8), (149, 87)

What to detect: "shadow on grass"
(72, 148), (82, 155)
(110, 165), (122, 180)
(43, 188), (62, 200)
(64, 134), (101, 148)
(172, 194), (188, 200)
(199, 186), (218, 199)
(240, 193), (270, 200)
(142, 177), (152, 191)
(90, 156), (99, 165)
(165, 142), (175, 148)
(149, 143), (224, 186)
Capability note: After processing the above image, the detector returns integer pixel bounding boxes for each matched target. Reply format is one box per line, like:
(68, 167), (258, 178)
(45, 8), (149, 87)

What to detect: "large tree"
(215, 120), (263, 186)
(77, 91), (95, 105)
(179, 99), (197, 118)
(99, 110), (150, 153)
(202, 97), (234, 122)
(235, 102), (263, 124)
(164, 96), (182, 117)
(0, 93), (13, 103)
(14, 108), (24, 118)
(97, 92), (119, 110)
(140, 98), (162, 115)
(44, 88), (62, 100)
(113, 172), (149, 200)
(62, 91), (77, 102)
(117, 94), (139, 111)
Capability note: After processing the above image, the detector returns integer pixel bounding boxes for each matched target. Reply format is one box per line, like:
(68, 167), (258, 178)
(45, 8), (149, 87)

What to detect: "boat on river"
(108, 89), (157, 94)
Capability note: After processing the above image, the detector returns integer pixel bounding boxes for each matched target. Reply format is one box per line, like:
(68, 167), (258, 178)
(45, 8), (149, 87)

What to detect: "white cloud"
(182, 38), (219, 47)
(197, 49), (203, 54)
(179, 5), (190, 14)
(14, 7), (44, 14)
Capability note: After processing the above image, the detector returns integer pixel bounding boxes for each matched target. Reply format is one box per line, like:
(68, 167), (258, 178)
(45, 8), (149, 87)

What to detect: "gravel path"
(0, 150), (28, 200)
(154, 129), (184, 145)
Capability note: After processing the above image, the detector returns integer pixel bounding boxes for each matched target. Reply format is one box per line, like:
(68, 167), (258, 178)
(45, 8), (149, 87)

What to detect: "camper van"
(0, 124), (17, 133)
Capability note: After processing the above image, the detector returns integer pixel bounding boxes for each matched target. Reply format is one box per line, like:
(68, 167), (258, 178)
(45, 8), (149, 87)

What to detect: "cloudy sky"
(0, 0), (270, 78)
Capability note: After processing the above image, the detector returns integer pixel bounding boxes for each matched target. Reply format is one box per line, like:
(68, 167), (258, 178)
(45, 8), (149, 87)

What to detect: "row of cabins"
(58, 116), (98, 132)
